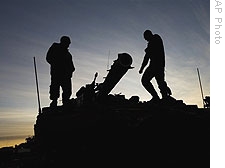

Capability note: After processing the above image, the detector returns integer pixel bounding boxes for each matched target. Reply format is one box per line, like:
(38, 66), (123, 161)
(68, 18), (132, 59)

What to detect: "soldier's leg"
(49, 75), (60, 107)
(155, 70), (172, 98)
(61, 77), (72, 105)
(141, 68), (159, 99)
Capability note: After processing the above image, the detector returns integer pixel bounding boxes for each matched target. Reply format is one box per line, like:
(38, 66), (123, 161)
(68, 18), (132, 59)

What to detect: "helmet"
(60, 36), (71, 44)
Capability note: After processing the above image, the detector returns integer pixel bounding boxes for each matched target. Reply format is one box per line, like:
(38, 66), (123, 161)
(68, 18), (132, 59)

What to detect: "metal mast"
(33, 57), (42, 114)
(197, 68), (205, 108)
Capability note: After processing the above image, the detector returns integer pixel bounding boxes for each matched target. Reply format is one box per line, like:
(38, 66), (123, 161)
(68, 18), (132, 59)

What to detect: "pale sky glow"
(0, 0), (209, 147)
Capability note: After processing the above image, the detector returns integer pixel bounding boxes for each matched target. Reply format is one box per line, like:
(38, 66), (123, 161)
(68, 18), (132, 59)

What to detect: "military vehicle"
(34, 53), (209, 167)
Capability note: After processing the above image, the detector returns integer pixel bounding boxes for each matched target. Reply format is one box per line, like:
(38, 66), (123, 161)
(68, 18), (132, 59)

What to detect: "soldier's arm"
(46, 43), (56, 64)
(139, 54), (150, 74)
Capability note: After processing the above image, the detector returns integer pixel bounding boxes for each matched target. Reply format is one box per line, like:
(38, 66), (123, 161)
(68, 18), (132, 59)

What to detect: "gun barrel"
(97, 53), (133, 99)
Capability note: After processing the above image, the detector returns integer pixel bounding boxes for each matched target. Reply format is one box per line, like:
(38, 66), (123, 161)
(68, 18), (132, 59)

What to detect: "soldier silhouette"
(139, 30), (171, 103)
(46, 36), (75, 107)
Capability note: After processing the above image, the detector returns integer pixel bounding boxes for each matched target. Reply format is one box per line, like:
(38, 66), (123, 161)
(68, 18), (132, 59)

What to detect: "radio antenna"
(197, 68), (205, 108)
(33, 57), (42, 114)
(107, 50), (110, 70)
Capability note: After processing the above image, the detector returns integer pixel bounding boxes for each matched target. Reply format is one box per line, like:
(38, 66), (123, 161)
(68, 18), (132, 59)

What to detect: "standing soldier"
(46, 36), (75, 107)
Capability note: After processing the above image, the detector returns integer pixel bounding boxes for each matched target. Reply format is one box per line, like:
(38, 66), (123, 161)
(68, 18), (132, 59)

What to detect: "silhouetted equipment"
(197, 68), (205, 108)
(203, 96), (210, 108)
(76, 72), (98, 106)
(75, 53), (133, 105)
(33, 57), (42, 114)
(96, 53), (133, 100)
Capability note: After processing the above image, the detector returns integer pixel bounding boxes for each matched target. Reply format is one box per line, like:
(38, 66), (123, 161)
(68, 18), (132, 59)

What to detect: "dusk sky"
(0, 0), (210, 147)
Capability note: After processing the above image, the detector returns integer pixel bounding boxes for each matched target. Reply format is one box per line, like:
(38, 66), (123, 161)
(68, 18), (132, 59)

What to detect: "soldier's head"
(60, 36), (71, 48)
(143, 30), (153, 41)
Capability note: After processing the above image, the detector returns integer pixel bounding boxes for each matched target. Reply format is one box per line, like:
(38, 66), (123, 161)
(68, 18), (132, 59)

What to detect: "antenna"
(103, 50), (110, 79)
(197, 68), (205, 108)
(107, 50), (110, 70)
(33, 57), (42, 114)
